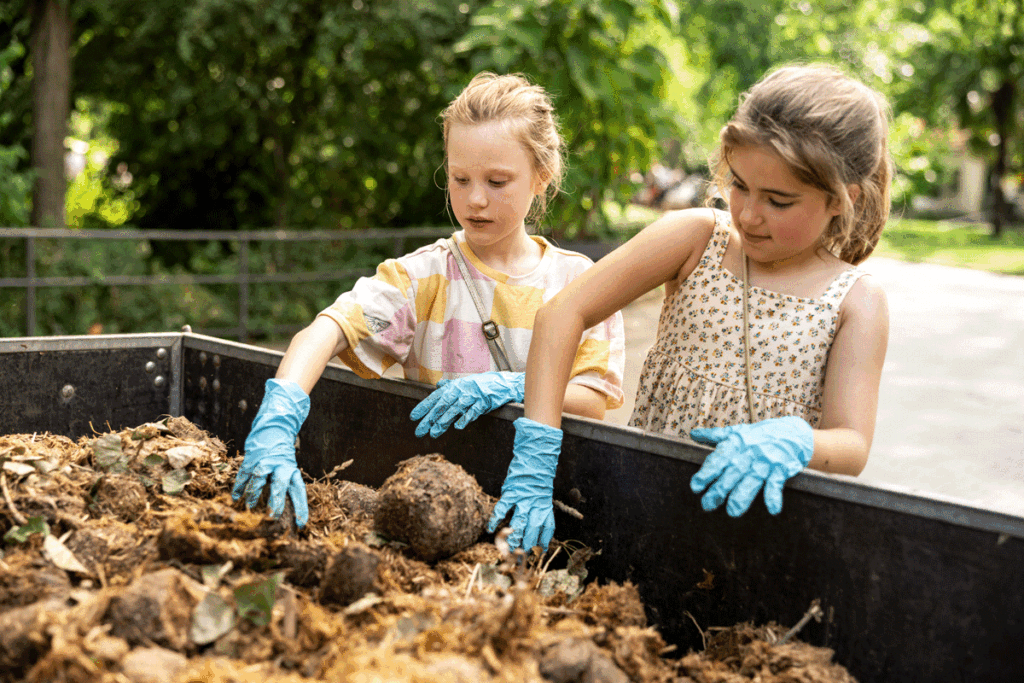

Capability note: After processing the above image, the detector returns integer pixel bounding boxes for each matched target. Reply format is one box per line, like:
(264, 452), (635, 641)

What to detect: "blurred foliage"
(3, 0), (1024, 340)
(454, 0), (683, 238)
(882, 0), (1024, 230)
(4, 0), (1016, 239)
(65, 101), (139, 229)
(0, 40), (32, 226)
(0, 231), (441, 338)
(876, 217), (1024, 274)
(70, 0), (484, 238)
(888, 111), (960, 210)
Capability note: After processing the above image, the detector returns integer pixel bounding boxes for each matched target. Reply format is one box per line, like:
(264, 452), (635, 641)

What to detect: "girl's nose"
(739, 197), (761, 225)
(469, 183), (487, 208)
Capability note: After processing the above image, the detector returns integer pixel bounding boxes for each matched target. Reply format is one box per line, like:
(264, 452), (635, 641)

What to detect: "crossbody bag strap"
(741, 250), (756, 422)
(447, 238), (513, 372)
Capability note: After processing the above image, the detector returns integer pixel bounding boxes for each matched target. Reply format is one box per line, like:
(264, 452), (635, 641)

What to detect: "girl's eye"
(769, 198), (794, 209)
(489, 179), (508, 188)
(452, 177), (469, 185)
(730, 179), (747, 193)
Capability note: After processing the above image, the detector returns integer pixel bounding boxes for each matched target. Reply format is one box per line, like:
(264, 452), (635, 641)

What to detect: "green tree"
(887, 0), (1024, 235)
(69, 0), (484, 241)
(28, 0), (70, 228)
(0, 41), (33, 226)
(454, 0), (685, 239)
(658, 0), (903, 175)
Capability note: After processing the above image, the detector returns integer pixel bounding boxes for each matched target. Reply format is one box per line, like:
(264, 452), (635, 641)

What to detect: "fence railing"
(0, 226), (454, 341)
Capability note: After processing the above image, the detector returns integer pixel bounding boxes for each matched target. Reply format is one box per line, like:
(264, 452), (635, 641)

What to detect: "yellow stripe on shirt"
(375, 259), (413, 294)
(491, 281), (546, 329)
(415, 273), (449, 325)
(571, 338), (610, 381)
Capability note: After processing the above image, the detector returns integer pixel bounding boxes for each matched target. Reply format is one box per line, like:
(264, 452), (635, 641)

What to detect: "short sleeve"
(316, 258), (417, 379)
(568, 308), (626, 410)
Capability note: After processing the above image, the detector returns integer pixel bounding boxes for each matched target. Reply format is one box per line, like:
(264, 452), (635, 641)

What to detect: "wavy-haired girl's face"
(447, 121), (543, 252)
(727, 144), (841, 269)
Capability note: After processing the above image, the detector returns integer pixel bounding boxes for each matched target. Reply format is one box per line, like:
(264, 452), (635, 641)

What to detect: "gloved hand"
(689, 416), (814, 517)
(231, 378), (311, 528)
(410, 371), (525, 438)
(487, 417), (561, 551)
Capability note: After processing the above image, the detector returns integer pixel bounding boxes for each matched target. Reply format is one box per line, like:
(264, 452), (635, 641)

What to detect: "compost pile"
(0, 417), (856, 683)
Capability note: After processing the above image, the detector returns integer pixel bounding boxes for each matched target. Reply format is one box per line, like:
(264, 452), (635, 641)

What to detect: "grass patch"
(875, 218), (1024, 275)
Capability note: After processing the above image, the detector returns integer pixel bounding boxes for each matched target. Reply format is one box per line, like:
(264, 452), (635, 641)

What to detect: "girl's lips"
(742, 231), (769, 243)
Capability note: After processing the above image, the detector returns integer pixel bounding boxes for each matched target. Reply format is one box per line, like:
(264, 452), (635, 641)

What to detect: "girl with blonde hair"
(232, 72), (625, 528)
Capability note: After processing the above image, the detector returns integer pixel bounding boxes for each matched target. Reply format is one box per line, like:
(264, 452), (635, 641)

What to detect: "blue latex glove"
(689, 416), (814, 517)
(410, 371), (525, 438)
(487, 417), (561, 551)
(231, 378), (311, 528)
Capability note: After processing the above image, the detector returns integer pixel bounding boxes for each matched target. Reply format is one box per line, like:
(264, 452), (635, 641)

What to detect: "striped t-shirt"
(317, 232), (625, 409)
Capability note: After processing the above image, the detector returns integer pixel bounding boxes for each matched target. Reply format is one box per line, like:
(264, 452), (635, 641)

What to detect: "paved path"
(608, 257), (1024, 516)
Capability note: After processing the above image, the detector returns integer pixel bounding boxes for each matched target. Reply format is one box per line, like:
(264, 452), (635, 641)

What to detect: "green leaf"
(4, 516), (50, 544)
(506, 20), (545, 58)
(234, 572), (283, 627)
(161, 468), (192, 495)
(92, 434), (127, 472)
(565, 45), (598, 101)
(143, 453), (166, 467)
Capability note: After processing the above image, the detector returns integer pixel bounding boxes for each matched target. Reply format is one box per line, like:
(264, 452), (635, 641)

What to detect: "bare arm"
(275, 316), (350, 395)
(525, 208), (716, 428)
(562, 384), (607, 420)
(809, 275), (890, 476)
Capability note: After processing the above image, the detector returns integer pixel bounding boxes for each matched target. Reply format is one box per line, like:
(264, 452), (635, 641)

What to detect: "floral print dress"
(629, 210), (866, 436)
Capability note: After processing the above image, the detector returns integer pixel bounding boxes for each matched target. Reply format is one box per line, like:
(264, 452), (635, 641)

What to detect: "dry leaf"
(43, 533), (92, 575)
(166, 445), (202, 469)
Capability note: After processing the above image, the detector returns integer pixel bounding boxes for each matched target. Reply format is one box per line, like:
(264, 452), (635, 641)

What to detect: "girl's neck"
(464, 227), (543, 276)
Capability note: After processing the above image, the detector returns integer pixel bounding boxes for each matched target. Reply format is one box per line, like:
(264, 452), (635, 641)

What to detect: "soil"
(375, 453), (494, 562)
(0, 418), (857, 683)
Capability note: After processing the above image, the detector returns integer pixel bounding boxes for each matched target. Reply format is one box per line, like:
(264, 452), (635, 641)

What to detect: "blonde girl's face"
(446, 121), (545, 250)
(727, 144), (842, 267)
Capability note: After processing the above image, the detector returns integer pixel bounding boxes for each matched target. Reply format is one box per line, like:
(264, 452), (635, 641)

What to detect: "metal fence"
(0, 226), (453, 340)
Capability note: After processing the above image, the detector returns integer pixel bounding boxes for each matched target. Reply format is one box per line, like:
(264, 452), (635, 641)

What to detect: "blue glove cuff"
(259, 378), (310, 423)
(512, 417), (562, 478)
(503, 372), (527, 403)
(779, 415), (815, 466)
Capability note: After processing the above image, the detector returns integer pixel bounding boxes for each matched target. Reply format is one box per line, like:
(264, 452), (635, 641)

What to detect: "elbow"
(808, 428), (869, 477)
(561, 386), (607, 421)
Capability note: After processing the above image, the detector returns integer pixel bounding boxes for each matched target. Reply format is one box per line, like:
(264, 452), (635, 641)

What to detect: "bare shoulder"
(839, 273), (890, 335)
(631, 208), (717, 279)
(643, 207), (717, 242)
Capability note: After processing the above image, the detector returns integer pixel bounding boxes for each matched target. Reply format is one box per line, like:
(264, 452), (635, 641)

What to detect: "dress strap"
(819, 266), (867, 307)
(702, 209), (732, 267)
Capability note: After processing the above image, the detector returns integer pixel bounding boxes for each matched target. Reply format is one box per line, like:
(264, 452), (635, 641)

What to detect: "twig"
(539, 544), (563, 576)
(96, 560), (108, 590)
(543, 606), (585, 616)
(322, 460), (353, 481)
(463, 563), (481, 599)
(553, 499), (583, 520)
(1, 472), (28, 525)
(684, 610), (707, 650)
(778, 599), (823, 644)
(282, 585), (298, 640)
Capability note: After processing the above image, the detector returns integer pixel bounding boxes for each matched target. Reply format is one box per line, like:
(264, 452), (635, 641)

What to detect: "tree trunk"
(29, 0), (71, 229)
(988, 79), (1014, 239)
